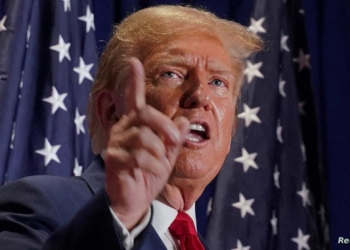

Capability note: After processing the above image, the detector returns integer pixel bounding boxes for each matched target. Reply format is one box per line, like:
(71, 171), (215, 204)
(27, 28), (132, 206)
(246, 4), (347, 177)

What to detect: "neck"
(158, 182), (204, 211)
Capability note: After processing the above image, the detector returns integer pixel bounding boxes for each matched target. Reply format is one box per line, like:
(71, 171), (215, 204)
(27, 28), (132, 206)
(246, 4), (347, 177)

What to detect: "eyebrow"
(146, 49), (236, 79)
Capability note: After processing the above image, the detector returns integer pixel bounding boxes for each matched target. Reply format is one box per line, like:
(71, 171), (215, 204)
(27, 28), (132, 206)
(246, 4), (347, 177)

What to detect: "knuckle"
(108, 131), (123, 146)
(109, 124), (119, 137)
(132, 149), (145, 167)
(136, 126), (151, 145)
(107, 137), (118, 149)
(129, 126), (140, 135)
(138, 126), (151, 138)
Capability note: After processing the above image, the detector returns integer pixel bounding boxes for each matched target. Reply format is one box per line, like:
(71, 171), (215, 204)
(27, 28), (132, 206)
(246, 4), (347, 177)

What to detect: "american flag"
(205, 0), (329, 249)
(0, 0), (96, 185)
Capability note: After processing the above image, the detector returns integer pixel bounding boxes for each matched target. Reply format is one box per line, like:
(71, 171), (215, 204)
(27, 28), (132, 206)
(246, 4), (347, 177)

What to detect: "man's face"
(142, 33), (241, 195)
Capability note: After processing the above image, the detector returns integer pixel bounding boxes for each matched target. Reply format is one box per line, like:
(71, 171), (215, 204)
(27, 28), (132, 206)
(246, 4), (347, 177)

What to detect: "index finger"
(124, 58), (146, 114)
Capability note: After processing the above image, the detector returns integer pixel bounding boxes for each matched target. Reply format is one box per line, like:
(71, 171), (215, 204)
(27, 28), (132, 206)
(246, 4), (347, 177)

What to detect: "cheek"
(145, 85), (180, 113)
(217, 100), (235, 132)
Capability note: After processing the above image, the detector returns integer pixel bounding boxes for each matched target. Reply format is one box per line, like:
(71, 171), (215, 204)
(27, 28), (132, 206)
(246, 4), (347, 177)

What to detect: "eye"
(160, 71), (180, 78)
(210, 79), (226, 87)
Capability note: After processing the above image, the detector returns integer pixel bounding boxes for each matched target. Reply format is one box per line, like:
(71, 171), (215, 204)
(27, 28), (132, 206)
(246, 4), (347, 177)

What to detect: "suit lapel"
(134, 225), (167, 250)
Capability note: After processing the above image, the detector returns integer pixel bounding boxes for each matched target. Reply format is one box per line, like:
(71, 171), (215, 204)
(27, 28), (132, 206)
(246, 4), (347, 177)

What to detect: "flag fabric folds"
(0, 0), (96, 185)
(0, 0), (330, 249)
(205, 0), (328, 249)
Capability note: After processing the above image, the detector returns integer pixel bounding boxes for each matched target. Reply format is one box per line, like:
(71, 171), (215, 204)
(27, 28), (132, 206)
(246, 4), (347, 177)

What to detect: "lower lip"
(184, 137), (209, 149)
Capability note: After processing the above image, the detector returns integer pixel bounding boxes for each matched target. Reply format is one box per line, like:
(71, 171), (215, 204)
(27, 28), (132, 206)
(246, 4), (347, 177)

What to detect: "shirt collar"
(151, 200), (197, 237)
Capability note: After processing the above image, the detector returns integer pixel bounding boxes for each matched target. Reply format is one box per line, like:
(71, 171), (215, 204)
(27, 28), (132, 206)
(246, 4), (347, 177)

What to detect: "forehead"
(143, 33), (233, 70)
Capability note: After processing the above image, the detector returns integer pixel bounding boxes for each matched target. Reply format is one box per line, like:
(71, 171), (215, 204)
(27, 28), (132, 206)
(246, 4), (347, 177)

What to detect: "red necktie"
(169, 211), (205, 250)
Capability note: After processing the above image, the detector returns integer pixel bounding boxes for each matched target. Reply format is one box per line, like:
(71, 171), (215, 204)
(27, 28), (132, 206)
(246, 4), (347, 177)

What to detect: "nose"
(182, 77), (212, 111)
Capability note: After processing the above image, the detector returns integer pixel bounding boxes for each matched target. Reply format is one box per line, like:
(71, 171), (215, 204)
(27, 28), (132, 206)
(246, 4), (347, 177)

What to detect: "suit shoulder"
(0, 175), (93, 223)
(0, 174), (87, 197)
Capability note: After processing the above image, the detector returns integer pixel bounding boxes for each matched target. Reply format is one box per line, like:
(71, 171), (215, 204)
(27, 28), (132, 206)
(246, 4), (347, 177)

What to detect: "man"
(0, 5), (263, 250)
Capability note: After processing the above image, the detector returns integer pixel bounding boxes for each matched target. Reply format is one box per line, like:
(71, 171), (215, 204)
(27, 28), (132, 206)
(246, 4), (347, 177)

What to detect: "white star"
(74, 108), (86, 134)
(50, 35), (71, 62)
(297, 183), (311, 207)
(244, 61), (264, 83)
(276, 119), (283, 143)
(299, 9), (305, 15)
(299, 101), (307, 115)
(232, 193), (255, 218)
(248, 17), (266, 34)
(206, 197), (213, 216)
(279, 75), (287, 97)
(0, 15), (7, 32)
(234, 148), (258, 173)
(237, 104), (261, 127)
(232, 240), (250, 250)
(43, 86), (68, 114)
(10, 122), (16, 149)
(293, 49), (311, 72)
(74, 158), (83, 176)
(270, 211), (278, 235)
(274, 165), (280, 189)
(73, 57), (94, 84)
(35, 138), (61, 166)
(291, 229), (310, 250)
(78, 6), (95, 32)
(63, 0), (71, 12)
(281, 33), (290, 52)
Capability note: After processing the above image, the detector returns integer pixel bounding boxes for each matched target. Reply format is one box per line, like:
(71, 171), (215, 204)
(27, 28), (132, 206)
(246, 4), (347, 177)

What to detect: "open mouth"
(186, 122), (210, 143)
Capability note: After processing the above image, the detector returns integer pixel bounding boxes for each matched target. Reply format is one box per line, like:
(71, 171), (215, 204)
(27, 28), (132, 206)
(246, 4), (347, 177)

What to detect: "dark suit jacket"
(0, 156), (210, 250)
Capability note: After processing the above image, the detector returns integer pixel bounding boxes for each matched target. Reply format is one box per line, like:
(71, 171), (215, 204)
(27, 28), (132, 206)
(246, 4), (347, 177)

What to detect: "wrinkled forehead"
(141, 32), (243, 72)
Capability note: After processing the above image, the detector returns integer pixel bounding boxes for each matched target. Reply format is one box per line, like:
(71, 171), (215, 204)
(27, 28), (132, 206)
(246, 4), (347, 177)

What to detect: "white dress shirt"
(110, 201), (197, 250)
(152, 200), (197, 250)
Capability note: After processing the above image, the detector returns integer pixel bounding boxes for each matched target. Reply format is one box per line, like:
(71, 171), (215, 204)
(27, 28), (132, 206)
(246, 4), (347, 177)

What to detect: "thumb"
(166, 116), (190, 166)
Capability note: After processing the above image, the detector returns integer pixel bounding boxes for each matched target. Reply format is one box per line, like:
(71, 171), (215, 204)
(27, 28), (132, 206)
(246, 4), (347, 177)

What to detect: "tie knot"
(169, 211), (197, 237)
(169, 211), (205, 250)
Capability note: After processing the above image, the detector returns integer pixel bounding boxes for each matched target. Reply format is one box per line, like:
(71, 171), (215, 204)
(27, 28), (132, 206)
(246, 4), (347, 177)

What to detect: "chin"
(173, 156), (209, 180)
(173, 148), (223, 180)
(165, 157), (221, 210)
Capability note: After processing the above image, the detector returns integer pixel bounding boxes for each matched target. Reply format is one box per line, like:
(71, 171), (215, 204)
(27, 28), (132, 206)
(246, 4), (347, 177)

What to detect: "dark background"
(2, 0), (349, 248)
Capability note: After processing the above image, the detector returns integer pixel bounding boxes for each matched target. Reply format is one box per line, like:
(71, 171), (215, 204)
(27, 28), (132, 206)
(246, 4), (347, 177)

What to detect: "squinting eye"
(161, 71), (179, 78)
(210, 79), (226, 87)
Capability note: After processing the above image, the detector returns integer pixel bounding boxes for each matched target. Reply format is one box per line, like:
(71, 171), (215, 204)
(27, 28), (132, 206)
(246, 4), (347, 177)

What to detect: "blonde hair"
(88, 5), (263, 148)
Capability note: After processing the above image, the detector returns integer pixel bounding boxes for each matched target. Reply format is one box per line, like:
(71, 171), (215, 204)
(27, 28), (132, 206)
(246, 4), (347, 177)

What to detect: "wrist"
(111, 206), (149, 231)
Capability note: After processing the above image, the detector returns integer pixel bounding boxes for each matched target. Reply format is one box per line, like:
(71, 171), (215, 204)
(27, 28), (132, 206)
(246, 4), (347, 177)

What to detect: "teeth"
(190, 123), (206, 132)
(186, 134), (200, 142)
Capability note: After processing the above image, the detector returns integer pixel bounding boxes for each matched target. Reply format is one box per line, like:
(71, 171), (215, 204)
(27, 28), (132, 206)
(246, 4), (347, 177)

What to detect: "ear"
(95, 89), (121, 131)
